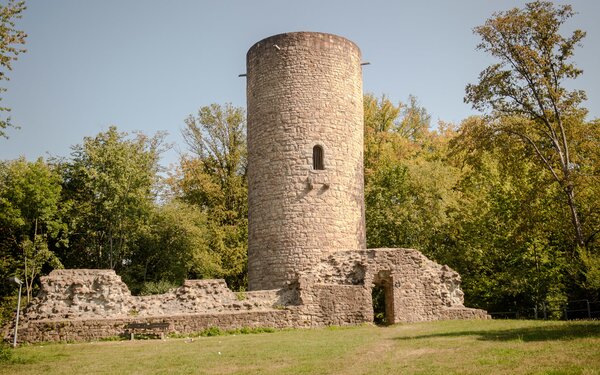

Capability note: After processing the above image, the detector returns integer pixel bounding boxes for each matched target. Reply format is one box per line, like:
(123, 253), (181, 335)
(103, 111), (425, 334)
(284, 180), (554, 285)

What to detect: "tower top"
(247, 31), (361, 58)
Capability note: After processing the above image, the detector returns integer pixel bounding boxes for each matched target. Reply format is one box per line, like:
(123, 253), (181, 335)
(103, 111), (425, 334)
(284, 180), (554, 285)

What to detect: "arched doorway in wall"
(372, 270), (394, 325)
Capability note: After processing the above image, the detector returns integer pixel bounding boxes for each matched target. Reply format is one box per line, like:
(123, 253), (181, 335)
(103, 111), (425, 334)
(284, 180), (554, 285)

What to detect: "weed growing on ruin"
(127, 309), (139, 317)
(138, 280), (178, 296)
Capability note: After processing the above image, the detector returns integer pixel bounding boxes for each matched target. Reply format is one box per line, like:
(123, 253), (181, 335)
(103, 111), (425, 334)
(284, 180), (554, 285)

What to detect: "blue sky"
(2, 0), (599, 167)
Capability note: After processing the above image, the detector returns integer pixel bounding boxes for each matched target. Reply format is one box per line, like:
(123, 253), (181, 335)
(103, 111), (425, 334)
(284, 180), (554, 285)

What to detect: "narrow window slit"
(313, 145), (324, 170)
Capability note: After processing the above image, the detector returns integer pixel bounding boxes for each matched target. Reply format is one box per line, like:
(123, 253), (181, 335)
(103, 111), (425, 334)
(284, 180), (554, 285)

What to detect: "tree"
(363, 94), (430, 179)
(121, 201), (220, 294)
(170, 103), (248, 290)
(0, 0), (27, 138)
(365, 158), (461, 252)
(181, 103), (247, 218)
(362, 94), (461, 255)
(0, 158), (64, 302)
(446, 116), (573, 311)
(60, 127), (164, 270)
(465, 1), (591, 247)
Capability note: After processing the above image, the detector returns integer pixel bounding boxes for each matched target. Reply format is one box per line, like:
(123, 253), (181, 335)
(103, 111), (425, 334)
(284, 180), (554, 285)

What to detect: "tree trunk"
(565, 186), (585, 248)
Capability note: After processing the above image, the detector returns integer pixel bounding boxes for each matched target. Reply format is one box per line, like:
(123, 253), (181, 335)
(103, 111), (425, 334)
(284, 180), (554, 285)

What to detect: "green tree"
(365, 152), (461, 252)
(446, 116), (572, 311)
(171, 103), (248, 290)
(363, 94), (401, 176)
(60, 127), (164, 270)
(0, 158), (64, 302)
(363, 94), (430, 179)
(465, 1), (590, 247)
(0, 0), (26, 137)
(122, 201), (221, 294)
(363, 94), (460, 254)
(181, 103), (247, 216)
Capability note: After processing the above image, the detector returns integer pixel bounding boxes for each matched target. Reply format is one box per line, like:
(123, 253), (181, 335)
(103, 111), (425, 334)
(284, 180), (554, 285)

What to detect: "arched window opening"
(313, 145), (324, 170)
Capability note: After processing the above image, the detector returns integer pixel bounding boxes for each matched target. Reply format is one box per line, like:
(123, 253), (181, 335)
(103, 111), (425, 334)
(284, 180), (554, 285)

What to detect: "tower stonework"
(246, 32), (366, 290)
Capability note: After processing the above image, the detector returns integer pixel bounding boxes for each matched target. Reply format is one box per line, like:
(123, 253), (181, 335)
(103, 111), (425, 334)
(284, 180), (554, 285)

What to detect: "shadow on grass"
(394, 321), (600, 342)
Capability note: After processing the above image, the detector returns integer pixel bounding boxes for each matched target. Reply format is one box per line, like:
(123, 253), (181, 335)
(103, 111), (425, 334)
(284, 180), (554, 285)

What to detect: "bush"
(138, 280), (179, 296)
(0, 295), (17, 328)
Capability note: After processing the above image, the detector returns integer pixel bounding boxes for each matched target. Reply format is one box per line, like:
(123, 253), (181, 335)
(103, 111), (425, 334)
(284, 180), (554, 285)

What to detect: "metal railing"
(489, 299), (600, 320)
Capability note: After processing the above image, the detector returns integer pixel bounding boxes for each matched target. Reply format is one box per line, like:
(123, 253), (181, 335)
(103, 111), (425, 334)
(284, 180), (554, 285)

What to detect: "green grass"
(1, 320), (599, 374)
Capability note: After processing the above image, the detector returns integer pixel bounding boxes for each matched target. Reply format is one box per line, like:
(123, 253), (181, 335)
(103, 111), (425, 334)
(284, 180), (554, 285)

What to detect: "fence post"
(587, 300), (591, 319)
(542, 302), (547, 320)
(534, 306), (538, 320)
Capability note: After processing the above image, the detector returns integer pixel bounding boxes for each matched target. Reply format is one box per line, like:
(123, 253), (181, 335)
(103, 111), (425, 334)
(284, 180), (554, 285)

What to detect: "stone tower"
(246, 32), (366, 290)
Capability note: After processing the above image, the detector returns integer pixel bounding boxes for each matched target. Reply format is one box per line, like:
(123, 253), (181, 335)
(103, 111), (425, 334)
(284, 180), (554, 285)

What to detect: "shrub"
(139, 280), (178, 296)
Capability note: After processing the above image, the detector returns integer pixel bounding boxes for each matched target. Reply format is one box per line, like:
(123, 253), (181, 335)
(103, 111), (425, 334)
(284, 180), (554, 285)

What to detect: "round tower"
(246, 32), (366, 290)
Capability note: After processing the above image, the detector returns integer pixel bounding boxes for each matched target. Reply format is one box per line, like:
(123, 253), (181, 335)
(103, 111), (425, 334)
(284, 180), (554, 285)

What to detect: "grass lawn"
(2, 319), (599, 374)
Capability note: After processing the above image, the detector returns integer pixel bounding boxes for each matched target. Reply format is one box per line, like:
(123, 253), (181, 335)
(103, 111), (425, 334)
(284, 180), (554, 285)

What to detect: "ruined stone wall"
(8, 269), (373, 343)
(6, 248), (488, 344)
(307, 248), (489, 323)
(23, 270), (284, 321)
(9, 269), (300, 343)
(246, 32), (366, 290)
(14, 311), (298, 343)
(297, 283), (373, 326)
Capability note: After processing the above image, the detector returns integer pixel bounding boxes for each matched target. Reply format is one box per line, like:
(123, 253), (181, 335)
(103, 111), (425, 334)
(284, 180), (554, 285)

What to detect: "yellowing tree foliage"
(465, 1), (590, 248)
(171, 103), (248, 290)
